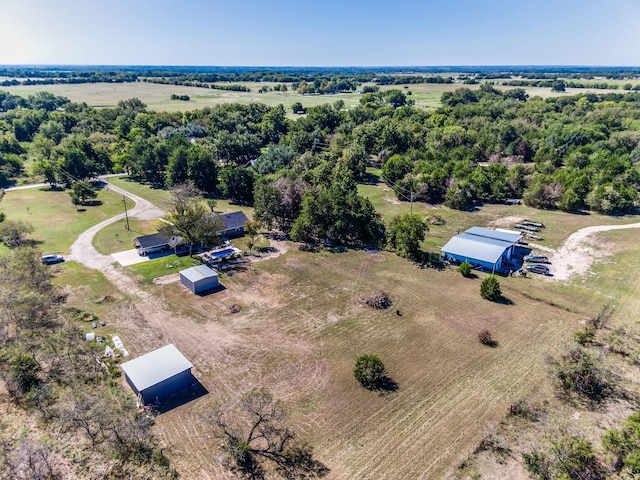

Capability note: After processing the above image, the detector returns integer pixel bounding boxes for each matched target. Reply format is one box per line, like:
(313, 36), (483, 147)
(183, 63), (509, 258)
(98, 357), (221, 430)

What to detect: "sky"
(0, 0), (639, 66)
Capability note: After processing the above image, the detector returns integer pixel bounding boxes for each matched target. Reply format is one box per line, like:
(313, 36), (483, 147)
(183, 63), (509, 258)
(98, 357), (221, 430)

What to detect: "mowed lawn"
(143, 248), (585, 479)
(1, 186), (134, 254)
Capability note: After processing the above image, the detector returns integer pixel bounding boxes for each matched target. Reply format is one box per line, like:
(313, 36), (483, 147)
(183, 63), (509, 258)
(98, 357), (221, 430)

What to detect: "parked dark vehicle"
(524, 255), (550, 263)
(42, 254), (64, 265)
(526, 264), (550, 274)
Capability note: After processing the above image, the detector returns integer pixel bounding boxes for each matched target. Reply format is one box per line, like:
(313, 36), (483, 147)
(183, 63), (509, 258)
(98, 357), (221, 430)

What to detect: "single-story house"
(217, 211), (248, 237)
(134, 233), (183, 256)
(120, 344), (194, 406)
(180, 264), (219, 294)
(440, 227), (522, 272)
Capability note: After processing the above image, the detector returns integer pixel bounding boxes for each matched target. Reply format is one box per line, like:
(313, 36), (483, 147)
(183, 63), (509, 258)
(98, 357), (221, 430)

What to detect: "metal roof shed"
(120, 344), (194, 405)
(465, 226), (522, 244)
(180, 264), (219, 294)
(441, 233), (512, 269)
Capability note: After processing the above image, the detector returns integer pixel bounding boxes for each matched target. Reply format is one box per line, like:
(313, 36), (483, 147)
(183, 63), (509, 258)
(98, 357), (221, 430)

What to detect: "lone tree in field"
(480, 275), (502, 301)
(354, 354), (387, 390)
(204, 388), (328, 479)
(70, 180), (97, 205)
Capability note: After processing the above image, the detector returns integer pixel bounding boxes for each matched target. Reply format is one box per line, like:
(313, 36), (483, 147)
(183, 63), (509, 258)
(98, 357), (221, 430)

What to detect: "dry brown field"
(67, 245), (590, 479)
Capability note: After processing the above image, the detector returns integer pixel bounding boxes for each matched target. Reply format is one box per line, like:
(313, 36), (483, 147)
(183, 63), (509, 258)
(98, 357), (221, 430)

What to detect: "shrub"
(478, 329), (498, 347)
(574, 328), (595, 346)
(554, 348), (610, 403)
(480, 275), (501, 301)
(458, 261), (472, 277)
(354, 354), (386, 390)
(603, 412), (640, 473)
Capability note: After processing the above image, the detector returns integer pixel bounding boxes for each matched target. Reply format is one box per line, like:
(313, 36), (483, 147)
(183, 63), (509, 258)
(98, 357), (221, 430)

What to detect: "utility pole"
(410, 191), (414, 215)
(122, 194), (130, 231)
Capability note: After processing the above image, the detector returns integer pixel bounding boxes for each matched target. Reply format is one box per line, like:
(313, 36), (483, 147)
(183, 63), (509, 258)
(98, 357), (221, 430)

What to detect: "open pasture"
(0, 78), (610, 114)
(107, 247), (586, 479)
(0, 186), (134, 254)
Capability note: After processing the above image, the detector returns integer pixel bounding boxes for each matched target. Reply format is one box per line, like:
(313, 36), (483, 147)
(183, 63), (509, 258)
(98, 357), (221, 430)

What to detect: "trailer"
(514, 223), (540, 232)
(522, 220), (545, 228)
(520, 231), (544, 241)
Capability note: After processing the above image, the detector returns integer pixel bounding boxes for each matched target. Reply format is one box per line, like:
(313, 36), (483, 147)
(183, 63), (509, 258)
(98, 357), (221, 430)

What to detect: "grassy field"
(7, 170), (638, 478)
(106, 176), (255, 219)
(131, 246), (584, 479)
(1, 80), (604, 114)
(1, 186), (134, 254)
(359, 170), (640, 250)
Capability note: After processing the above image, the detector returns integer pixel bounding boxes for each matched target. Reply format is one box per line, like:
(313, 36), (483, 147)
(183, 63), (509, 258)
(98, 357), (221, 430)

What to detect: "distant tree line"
(3, 79), (640, 248)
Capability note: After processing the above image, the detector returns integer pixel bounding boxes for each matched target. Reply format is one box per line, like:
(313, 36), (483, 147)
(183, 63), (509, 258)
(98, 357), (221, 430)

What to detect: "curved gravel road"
(66, 177), (165, 269)
(549, 221), (640, 281)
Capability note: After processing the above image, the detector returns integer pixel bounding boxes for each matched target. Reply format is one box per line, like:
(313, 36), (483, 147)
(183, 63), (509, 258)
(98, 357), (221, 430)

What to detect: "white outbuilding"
(179, 264), (219, 294)
(120, 344), (194, 406)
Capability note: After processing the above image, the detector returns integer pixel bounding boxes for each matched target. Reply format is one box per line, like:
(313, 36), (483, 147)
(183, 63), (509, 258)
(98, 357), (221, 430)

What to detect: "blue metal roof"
(441, 234), (511, 264)
(465, 226), (522, 244)
(180, 264), (218, 283)
(121, 344), (193, 391)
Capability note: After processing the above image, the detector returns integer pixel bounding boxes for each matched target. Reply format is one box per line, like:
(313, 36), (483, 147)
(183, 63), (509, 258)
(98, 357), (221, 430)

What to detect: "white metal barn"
(120, 344), (194, 406)
(179, 265), (219, 294)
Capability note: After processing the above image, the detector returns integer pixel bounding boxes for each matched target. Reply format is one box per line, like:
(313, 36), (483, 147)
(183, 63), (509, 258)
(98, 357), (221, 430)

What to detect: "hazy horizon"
(1, 0), (638, 66)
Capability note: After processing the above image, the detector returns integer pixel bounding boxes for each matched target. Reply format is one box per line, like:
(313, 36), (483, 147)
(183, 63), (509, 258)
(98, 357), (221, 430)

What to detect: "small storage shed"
(120, 344), (194, 406)
(180, 264), (219, 294)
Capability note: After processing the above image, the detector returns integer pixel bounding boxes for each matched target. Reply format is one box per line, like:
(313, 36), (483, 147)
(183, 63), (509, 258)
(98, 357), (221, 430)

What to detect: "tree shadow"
(368, 376), (399, 395)
(83, 200), (103, 207)
(361, 171), (380, 184)
(495, 296), (514, 305)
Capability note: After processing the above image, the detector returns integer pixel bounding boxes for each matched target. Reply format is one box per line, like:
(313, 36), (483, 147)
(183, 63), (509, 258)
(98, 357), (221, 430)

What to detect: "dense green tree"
(291, 167), (385, 246)
(166, 183), (224, 255)
(187, 144), (218, 193)
(70, 180), (97, 205)
(165, 145), (190, 187)
(480, 276), (501, 301)
(253, 144), (298, 175)
(354, 354), (387, 390)
(458, 261), (472, 277)
(219, 164), (255, 204)
(386, 214), (428, 259)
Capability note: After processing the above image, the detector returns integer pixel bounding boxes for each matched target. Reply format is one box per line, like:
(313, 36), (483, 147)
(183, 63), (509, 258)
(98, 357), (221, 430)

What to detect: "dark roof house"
(217, 211), (248, 237)
(134, 233), (183, 256)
